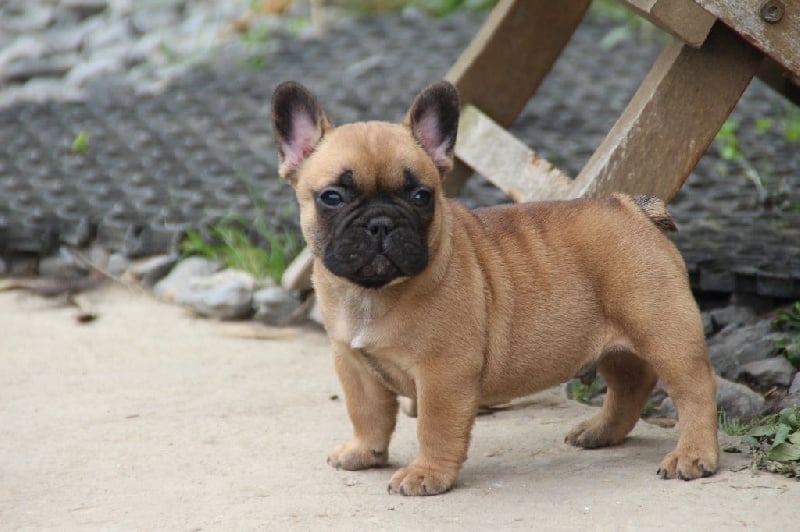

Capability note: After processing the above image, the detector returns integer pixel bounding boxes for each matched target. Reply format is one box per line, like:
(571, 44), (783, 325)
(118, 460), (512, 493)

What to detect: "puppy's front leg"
(388, 363), (480, 496)
(328, 342), (398, 470)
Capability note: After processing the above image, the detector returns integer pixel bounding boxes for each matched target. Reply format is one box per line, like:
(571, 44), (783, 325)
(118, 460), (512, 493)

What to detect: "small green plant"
(588, 0), (660, 49)
(181, 218), (300, 283)
(71, 131), (90, 155)
(749, 103), (800, 144)
(412, 0), (496, 16)
(772, 302), (800, 368)
(714, 119), (771, 202)
(784, 105), (800, 143)
(241, 23), (271, 45)
(715, 119), (742, 161)
(742, 406), (800, 477)
(718, 410), (754, 436)
(242, 55), (266, 70)
(755, 117), (775, 135)
(566, 377), (604, 405)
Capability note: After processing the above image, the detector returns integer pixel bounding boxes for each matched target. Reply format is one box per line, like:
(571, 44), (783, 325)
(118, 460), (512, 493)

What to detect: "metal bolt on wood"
(760, 0), (785, 23)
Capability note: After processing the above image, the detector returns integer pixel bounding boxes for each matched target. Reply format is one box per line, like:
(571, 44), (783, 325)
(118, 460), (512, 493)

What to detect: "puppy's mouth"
(351, 254), (402, 288)
(323, 224), (428, 289)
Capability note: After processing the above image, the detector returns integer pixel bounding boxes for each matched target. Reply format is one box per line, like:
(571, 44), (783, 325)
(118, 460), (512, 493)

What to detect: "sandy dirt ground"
(1, 286), (798, 530)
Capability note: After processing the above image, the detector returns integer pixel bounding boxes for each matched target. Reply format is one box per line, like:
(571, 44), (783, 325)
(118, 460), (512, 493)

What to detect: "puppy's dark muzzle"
(324, 212), (428, 289)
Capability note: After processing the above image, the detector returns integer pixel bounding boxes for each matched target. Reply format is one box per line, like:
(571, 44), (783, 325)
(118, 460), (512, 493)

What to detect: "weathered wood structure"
(446, 0), (800, 201)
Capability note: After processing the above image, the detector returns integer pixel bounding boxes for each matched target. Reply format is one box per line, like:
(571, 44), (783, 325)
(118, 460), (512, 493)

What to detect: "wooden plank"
(620, 0), (716, 47)
(444, 0), (590, 196)
(454, 105), (573, 202)
(574, 23), (762, 201)
(695, 0), (800, 79)
(446, 0), (591, 129)
(758, 57), (800, 106)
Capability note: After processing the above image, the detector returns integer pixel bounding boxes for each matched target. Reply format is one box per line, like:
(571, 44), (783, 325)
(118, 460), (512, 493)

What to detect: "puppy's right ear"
(271, 81), (332, 183)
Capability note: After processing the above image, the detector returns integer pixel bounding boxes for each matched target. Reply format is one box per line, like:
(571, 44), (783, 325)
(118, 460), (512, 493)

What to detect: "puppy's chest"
(355, 348), (415, 397)
(324, 293), (417, 396)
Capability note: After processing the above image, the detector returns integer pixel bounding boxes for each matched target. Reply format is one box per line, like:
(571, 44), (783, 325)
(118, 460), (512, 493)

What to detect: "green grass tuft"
(181, 217), (301, 283)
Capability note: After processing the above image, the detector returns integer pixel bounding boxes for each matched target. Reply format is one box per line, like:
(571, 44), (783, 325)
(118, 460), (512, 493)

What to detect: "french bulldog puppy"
(271, 80), (718, 496)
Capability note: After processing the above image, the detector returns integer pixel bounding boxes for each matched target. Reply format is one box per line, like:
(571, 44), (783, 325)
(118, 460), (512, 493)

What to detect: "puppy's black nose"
(367, 216), (393, 238)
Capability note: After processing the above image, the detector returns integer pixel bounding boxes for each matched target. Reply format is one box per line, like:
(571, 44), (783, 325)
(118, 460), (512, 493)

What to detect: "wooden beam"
(454, 105), (573, 202)
(444, 0), (591, 196)
(574, 23), (762, 201)
(694, 0), (800, 79)
(619, 0), (716, 47)
(446, 0), (591, 129)
(758, 56), (800, 106)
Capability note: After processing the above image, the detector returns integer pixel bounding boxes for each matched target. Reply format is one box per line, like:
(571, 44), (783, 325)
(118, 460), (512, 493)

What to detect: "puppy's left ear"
(404, 81), (460, 175)
(271, 81), (332, 183)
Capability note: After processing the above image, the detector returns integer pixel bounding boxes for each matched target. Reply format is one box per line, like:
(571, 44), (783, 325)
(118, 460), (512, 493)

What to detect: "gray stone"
(8, 5), (55, 32)
(0, 77), (84, 106)
(43, 25), (93, 55)
(38, 246), (89, 278)
(707, 305), (757, 333)
(253, 285), (302, 326)
(153, 256), (221, 301)
(775, 393), (800, 411)
(707, 320), (783, 378)
(84, 20), (131, 50)
(128, 33), (163, 64)
(0, 37), (48, 72)
(127, 253), (179, 286)
(1, 54), (78, 83)
(735, 357), (796, 388)
(790, 373), (800, 395)
(658, 375), (764, 422)
(701, 312), (714, 337)
(84, 245), (109, 271)
(129, 10), (181, 35)
(0, 257), (7, 276)
(65, 56), (122, 87)
(175, 269), (256, 320)
(107, 252), (131, 276)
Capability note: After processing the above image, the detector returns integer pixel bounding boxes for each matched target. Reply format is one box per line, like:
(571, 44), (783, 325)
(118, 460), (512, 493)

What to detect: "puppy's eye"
(410, 188), (432, 208)
(319, 189), (345, 208)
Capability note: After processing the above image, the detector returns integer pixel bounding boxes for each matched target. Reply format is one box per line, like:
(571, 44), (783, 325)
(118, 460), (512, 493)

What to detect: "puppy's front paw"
(387, 461), (457, 496)
(327, 440), (388, 471)
(657, 448), (718, 480)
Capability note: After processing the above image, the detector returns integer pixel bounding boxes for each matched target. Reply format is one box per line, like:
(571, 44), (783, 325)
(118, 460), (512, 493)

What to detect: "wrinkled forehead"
(300, 122), (437, 194)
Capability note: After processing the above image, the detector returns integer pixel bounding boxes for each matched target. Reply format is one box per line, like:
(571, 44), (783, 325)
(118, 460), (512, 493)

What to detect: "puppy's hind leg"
(565, 349), (657, 448)
(649, 337), (719, 480)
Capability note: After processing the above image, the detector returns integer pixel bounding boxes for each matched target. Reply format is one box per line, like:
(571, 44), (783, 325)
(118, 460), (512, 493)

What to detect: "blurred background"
(1, 0), (799, 299)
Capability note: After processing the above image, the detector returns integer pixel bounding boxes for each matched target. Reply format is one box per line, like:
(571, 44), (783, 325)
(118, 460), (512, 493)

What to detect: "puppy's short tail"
(631, 194), (677, 232)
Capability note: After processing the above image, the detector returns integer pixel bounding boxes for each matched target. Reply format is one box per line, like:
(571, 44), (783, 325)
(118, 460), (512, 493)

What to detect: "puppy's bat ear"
(271, 81), (332, 183)
(405, 81), (460, 175)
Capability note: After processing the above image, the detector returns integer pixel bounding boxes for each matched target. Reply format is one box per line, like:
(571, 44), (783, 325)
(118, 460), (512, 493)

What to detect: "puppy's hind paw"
(657, 448), (718, 480)
(565, 418), (626, 449)
(327, 440), (388, 471)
